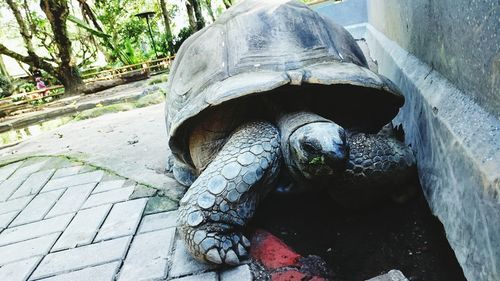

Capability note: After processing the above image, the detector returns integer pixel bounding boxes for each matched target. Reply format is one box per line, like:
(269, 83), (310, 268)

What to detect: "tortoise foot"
(179, 224), (252, 265)
(177, 121), (281, 265)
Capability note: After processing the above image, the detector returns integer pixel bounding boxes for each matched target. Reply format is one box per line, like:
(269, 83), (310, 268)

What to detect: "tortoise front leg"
(177, 121), (281, 265)
(328, 132), (417, 208)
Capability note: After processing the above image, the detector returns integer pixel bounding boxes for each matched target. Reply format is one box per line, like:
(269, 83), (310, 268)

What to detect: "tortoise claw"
(225, 249), (240, 265)
(206, 248), (223, 264)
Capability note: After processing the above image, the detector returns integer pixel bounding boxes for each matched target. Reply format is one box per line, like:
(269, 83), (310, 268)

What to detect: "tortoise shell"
(166, 0), (403, 168)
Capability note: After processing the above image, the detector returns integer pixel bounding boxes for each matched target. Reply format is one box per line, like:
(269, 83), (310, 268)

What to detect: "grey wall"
(313, 1), (500, 281)
(367, 0), (500, 117)
(365, 25), (500, 281)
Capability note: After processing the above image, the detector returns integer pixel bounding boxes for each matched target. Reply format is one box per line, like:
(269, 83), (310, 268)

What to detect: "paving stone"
(170, 239), (216, 278)
(171, 272), (218, 281)
(0, 233), (59, 265)
(34, 261), (120, 281)
(138, 210), (178, 233)
(0, 256), (41, 281)
(52, 165), (83, 179)
(31, 236), (131, 280)
(365, 270), (408, 281)
(94, 198), (147, 242)
(129, 184), (156, 199)
(92, 179), (126, 194)
(52, 204), (112, 252)
(0, 211), (18, 230)
(41, 171), (104, 192)
(220, 264), (253, 281)
(0, 161), (24, 181)
(117, 228), (176, 281)
(0, 176), (28, 202)
(0, 214), (72, 246)
(81, 185), (135, 209)
(45, 183), (95, 218)
(144, 195), (178, 215)
(11, 189), (65, 226)
(11, 160), (48, 180)
(10, 169), (55, 199)
(0, 195), (34, 215)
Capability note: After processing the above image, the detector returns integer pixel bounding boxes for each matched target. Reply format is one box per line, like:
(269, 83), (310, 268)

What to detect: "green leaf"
(67, 15), (111, 39)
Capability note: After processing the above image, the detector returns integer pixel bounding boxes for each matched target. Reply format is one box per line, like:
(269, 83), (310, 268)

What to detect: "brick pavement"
(0, 156), (251, 281)
(0, 156), (406, 281)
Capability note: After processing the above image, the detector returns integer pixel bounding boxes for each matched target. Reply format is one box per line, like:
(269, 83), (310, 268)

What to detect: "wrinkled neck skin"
(276, 111), (348, 189)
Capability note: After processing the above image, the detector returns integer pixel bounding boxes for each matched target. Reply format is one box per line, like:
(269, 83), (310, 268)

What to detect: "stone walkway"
(0, 156), (251, 281)
(0, 156), (409, 281)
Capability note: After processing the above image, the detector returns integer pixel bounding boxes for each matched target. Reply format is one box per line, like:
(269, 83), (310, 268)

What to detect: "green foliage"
(122, 38), (145, 64)
(0, 74), (12, 98)
(29, 96), (54, 105)
(309, 156), (325, 165)
(172, 27), (194, 53)
(67, 15), (111, 39)
(15, 81), (36, 93)
(93, 0), (172, 64)
(1, 0), (222, 84)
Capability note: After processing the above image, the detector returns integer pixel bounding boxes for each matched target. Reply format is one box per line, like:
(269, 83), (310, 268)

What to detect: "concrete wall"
(364, 3), (500, 279)
(365, 25), (499, 281)
(313, 1), (500, 281)
(367, 0), (499, 117)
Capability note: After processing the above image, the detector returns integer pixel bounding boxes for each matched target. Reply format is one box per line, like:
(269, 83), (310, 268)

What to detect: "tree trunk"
(159, 0), (173, 52)
(190, 0), (205, 30)
(5, 0), (57, 77)
(223, 0), (232, 9)
(185, 1), (197, 31)
(0, 43), (57, 77)
(40, 0), (83, 94)
(57, 65), (83, 94)
(204, 0), (215, 22)
(0, 56), (9, 79)
(76, 0), (103, 32)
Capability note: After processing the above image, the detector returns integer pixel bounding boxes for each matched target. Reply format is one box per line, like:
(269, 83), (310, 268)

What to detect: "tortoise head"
(289, 122), (348, 180)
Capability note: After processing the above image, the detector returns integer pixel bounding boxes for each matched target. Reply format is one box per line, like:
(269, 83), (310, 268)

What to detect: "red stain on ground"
(250, 229), (301, 269)
(250, 229), (330, 281)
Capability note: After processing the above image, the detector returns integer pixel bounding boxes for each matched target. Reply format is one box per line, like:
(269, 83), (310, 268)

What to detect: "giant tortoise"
(165, 0), (415, 266)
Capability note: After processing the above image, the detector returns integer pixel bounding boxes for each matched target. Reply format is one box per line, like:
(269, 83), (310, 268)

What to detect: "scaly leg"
(177, 121), (281, 265)
(328, 132), (417, 208)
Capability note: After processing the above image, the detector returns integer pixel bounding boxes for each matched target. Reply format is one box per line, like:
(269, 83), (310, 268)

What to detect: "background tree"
(185, 0), (197, 31)
(223, 0), (232, 9)
(159, 0), (174, 53)
(0, 0), (83, 93)
(203, 0), (216, 22)
(190, 0), (205, 30)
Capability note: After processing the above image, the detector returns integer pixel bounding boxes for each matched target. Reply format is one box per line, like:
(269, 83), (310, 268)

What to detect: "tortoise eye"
(301, 141), (317, 153)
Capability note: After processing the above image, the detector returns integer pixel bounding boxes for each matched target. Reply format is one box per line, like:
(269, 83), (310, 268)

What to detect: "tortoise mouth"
(300, 154), (348, 179)
(292, 159), (346, 181)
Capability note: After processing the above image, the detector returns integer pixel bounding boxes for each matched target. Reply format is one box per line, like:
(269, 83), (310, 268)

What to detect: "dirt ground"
(252, 181), (468, 281)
